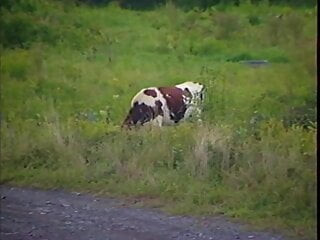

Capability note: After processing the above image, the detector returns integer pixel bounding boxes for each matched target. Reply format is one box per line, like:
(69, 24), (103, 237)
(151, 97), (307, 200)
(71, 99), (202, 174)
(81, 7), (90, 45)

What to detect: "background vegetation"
(0, 0), (316, 239)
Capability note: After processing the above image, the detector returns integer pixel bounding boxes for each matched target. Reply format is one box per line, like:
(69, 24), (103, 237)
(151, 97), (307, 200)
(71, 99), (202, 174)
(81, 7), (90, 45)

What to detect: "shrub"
(247, 15), (261, 25)
(0, 0), (38, 12)
(0, 15), (36, 48)
(118, 0), (166, 9)
(0, 14), (58, 48)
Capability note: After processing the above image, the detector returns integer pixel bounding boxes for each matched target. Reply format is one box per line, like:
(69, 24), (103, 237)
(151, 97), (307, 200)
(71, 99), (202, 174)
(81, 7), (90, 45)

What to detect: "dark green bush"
(114, 0), (316, 10)
(227, 53), (253, 62)
(248, 15), (261, 25)
(119, 0), (166, 9)
(173, 0), (221, 10)
(259, 0), (316, 7)
(0, 0), (38, 12)
(0, 15), (59, 48)
(0, 16), (36, 48)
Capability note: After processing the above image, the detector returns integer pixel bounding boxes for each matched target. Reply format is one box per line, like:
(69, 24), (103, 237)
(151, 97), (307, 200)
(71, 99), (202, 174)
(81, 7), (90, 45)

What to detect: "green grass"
(0, 1), (317, 239)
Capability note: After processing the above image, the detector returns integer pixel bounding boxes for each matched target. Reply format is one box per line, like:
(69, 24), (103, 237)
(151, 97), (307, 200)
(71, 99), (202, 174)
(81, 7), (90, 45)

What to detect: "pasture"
(0, 0), (316, 239)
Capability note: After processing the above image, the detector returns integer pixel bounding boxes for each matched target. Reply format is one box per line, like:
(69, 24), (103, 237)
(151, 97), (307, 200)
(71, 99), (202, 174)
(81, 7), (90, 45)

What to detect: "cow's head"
(175, 81), (205, 121)
(176, 81), (205, 105)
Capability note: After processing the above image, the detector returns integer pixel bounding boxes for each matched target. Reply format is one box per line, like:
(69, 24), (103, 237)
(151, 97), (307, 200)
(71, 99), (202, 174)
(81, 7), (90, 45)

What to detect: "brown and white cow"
(122, 82), (205, 128)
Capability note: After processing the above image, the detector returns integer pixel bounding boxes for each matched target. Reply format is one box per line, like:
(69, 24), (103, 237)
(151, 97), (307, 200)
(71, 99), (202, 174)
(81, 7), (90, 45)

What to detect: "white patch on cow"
(176, 81), (204, 96)
(131, 88), (157, 107)
(184, 105), (201, 120)
(151, 115), (164, 127)
(176, 81), (205, 120)
(154, 88), (172, 125)
(129, 87), (172, 125)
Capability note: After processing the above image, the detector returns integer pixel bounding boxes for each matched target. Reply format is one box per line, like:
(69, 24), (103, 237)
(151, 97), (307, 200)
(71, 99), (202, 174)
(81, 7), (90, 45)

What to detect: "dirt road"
(1, 186), (291, 240)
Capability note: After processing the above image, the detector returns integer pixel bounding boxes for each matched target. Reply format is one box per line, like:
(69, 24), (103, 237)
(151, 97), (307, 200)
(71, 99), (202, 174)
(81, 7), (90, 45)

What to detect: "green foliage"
(0, 2), (59, 48)
(0, 0), (38, 12)
(248, 14), (261, 25)
(0, 1), (316, 239)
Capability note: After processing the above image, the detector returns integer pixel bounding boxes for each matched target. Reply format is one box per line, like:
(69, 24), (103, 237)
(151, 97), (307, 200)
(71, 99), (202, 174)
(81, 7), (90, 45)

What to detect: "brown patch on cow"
(122, 101), (163, 128)
(158, 87), (188, 123)
(143, 89), (157, 98)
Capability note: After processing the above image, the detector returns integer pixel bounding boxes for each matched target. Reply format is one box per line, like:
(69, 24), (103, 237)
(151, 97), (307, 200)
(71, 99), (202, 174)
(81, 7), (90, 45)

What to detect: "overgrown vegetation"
(0, 0), (316, 239)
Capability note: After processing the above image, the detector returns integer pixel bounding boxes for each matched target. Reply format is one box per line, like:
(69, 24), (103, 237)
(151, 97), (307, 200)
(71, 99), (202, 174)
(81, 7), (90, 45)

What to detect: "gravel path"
(0, 186), (292, 240)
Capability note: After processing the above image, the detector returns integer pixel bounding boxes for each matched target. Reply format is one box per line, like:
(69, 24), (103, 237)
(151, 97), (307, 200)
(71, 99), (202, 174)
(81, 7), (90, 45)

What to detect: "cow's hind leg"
(153, 115), (163, 127)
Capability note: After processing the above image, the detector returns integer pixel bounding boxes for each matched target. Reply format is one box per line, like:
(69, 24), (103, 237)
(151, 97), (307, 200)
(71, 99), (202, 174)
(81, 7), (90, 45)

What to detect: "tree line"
(78, 0), (316, 9)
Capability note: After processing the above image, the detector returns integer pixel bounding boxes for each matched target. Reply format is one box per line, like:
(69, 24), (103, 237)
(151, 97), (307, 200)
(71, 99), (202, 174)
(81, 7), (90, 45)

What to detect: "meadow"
(0, 0), (317, 239)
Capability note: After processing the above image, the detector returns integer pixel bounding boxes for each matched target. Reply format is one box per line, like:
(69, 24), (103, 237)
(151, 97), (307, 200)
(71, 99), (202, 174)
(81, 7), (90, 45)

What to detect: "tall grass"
(0, 1), (316, 239)
(1, 116), (316, 238)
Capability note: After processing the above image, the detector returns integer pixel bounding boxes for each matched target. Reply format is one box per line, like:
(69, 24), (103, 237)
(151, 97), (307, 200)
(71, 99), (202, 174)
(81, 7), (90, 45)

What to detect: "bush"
(0, 14), (58, 48)
(0, 0), (38, 12)
(247, 15), (261, 25)
(119, 0), (166, 9)
(0, 15), (36, 48)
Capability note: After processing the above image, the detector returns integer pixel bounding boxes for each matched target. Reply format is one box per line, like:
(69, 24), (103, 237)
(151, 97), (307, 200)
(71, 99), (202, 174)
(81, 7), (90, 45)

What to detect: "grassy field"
(0, 1), (317, 239)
